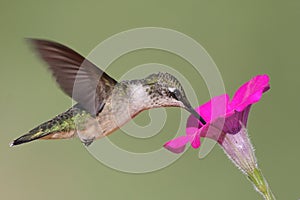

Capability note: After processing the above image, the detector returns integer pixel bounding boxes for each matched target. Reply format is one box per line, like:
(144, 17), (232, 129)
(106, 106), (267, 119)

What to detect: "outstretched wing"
(29, 39), (117, 116)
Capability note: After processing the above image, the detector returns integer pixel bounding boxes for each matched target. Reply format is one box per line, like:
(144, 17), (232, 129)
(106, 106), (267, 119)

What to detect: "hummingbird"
(10, 39), (206, 147)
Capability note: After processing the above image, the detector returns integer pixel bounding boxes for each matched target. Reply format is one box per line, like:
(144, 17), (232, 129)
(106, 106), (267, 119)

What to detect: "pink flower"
(164, 75), (270, 153)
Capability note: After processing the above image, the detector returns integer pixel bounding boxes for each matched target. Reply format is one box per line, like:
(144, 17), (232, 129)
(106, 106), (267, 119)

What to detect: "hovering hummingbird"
(10, 39), (206, 147)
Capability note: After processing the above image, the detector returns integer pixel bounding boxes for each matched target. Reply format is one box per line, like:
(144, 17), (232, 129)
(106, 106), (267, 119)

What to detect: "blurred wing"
(29, 39), (117, 116)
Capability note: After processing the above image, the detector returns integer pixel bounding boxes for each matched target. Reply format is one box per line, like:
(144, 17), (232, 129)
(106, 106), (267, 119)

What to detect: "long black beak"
(177, 93), (206, 125)
(186, 106), (206, 125)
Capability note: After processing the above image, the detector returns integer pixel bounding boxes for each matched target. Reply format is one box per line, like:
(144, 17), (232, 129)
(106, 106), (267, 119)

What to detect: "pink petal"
(191, 132), (201, 148)
(163, 136), (190, 154)
(185, 94), (230, 148)
(230, 75), (270, 112)
(186, 114), (202, 136)
(197, 94), (230, 122)
(186, 94), (230, 136)
(239, 105), (251, 126)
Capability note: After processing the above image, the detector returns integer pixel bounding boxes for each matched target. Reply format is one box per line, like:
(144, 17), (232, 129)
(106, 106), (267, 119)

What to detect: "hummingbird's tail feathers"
(10, 106), (87, 146)
(10, 129), (52, 146)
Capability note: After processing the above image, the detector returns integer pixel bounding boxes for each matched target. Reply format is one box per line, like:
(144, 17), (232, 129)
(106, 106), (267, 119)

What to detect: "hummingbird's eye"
(168, 87), (180, 100)
(169, 92), (178, 100)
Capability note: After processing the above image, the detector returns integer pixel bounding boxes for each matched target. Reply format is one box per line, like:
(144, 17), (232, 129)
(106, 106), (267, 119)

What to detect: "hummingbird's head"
(143, 72), (206, 125)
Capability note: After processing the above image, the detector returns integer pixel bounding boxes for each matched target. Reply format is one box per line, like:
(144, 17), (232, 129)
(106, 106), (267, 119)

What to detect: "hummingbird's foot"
(81, 137), (95, 147)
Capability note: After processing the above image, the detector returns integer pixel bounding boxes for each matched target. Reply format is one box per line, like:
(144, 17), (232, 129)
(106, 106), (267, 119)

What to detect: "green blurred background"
(1, 0), (299, 199)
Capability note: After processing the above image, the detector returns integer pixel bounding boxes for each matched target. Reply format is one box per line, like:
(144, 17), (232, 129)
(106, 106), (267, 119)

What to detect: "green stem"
(247, 168), (276, 200)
